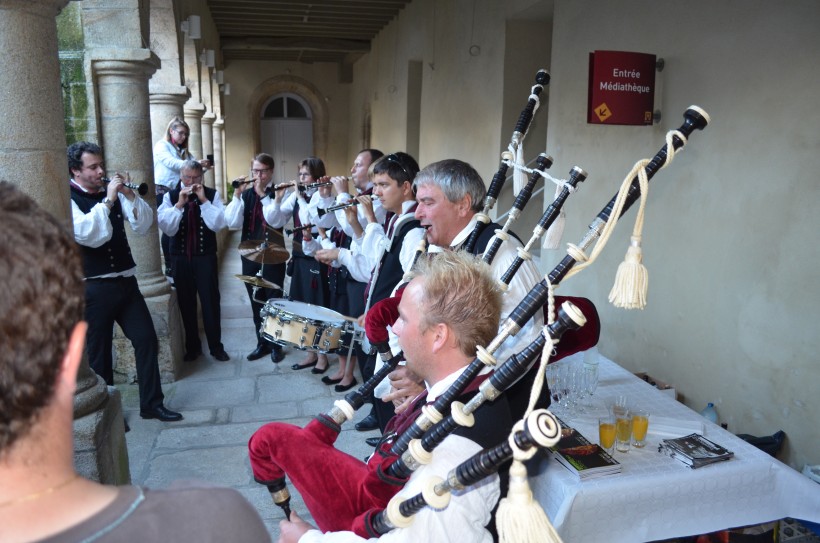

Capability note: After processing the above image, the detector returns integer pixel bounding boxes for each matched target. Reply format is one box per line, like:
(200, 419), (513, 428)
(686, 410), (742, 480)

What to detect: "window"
(263, 94), (310, 119)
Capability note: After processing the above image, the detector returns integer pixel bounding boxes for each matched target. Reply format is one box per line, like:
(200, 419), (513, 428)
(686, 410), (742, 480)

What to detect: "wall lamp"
(199, 49), (215, 68)
(180, 15), (201, 40)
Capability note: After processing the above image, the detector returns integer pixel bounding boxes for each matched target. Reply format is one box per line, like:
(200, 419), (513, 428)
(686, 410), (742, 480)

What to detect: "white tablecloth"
(530, 356), (820, 543)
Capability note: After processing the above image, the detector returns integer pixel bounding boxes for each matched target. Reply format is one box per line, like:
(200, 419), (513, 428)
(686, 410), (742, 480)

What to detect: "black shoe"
(355, 413), (378, 432)
(212, 350), (230, 362)
(321, 375), (342, 385)
(291, 361), (317, 370)
(365, 436), (382, 447)
(311, 365), (329, 375)
(335, 379), (358, 393)
(270, 348), (285, 363)
(183, 351), (202, 362)
(247, 344), (272, 361)
(140, 405), (183, 422)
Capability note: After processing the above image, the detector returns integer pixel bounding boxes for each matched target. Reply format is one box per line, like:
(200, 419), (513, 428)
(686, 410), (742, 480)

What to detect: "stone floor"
(116, 229), (376, 540)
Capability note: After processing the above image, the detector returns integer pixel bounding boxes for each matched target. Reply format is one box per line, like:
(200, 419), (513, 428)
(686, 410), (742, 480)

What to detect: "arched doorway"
(260, 93), (313, 184)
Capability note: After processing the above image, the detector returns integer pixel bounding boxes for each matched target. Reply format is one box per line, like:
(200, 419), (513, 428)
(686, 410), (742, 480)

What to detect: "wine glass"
(582, 347), (600, 409)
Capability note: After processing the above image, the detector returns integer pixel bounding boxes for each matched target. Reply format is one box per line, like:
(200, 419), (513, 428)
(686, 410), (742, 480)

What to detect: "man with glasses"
(68, 141), (182, 423)
(158, 160), (229, 362)
(225, 153), (286, 363)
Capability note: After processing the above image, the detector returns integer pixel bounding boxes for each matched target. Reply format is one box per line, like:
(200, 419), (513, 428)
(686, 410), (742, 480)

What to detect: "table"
(529, 355), (820, 543)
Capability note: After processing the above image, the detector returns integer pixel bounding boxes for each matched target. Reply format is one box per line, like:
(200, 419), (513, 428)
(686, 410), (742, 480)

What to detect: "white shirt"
(437, 217), (544, 363)
(70, 182), (153, 279)
(223, 183), (276, 231)
(153, 139), (194, 189)
(264, 189), (310, 229)
(333, 182), (388, 238)
(157, 190), (227, 236)
(356, 200), (425, 280)
(299, 368), (498, 543)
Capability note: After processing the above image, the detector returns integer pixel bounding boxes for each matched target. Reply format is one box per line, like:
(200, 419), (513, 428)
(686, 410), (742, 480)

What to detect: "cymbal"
(234, 274), (281, 290)
(238, 240), (289, 264)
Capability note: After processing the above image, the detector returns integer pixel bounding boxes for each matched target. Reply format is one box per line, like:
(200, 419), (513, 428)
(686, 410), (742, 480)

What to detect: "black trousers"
(171, 253), (223, 355)
(84, 276), (164, 411)
(242, 257), (286, 348)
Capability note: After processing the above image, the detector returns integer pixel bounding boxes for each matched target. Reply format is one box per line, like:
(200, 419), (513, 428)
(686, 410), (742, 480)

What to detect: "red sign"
(588, 50), (656, 125)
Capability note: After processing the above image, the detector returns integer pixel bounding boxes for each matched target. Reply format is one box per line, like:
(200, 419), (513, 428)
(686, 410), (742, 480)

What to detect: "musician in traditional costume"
(68, 142), (182, 422)
(411, 159), (546, 415)
(266, 157), (334, 372)
(325, 149), (385, 431)
(152, 117), (211, 276)
(157, 159), (229, 362)
(250, 251), (510, 542)
(224, 153), (286, 362)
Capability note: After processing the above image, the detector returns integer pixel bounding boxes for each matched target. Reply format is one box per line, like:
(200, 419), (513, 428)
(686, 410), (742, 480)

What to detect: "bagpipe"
(248, 103), (710, 540)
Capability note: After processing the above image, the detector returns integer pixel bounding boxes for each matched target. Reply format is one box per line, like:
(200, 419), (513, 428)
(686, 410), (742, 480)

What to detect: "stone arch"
(248, 75), (329, 159)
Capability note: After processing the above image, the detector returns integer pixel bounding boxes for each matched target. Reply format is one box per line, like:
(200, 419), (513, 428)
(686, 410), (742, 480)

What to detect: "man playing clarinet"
(68, 142), (181, 423)
(250, 251), (512, 542)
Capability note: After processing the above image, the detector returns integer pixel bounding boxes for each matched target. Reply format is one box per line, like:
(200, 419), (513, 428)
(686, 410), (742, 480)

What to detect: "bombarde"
(102, 177), (148, 196)
(317, 197), (379, 218)
(464, 68), (550, 253)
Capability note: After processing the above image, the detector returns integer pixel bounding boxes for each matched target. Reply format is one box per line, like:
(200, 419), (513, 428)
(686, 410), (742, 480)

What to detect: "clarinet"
(497, 165), (588, 286)
(464, 69), (550, 254)
(482, 153), (553, 265)
(368, 409), (561, 536)
(390, 106), (710, 458)
(388, 301), (585, 478)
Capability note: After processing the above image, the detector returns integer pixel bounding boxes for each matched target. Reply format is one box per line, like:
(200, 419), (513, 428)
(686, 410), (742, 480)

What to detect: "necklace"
(0, 473), (80, 509)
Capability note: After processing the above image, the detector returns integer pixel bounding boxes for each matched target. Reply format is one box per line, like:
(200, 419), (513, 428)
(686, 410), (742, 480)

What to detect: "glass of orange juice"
(598, 415), (616, 455)
(631, 409), (650, 448)
(615, 409), (632, 452)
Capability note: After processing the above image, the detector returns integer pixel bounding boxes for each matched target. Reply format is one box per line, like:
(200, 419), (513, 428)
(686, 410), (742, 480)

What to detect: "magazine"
(658, 433), (734, 469)
(548, 420), (621, 480)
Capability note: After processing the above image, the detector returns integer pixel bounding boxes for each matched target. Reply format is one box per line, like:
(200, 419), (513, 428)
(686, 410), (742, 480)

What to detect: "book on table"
(658, 433), (734, 469)
(548, 419), (621, 480)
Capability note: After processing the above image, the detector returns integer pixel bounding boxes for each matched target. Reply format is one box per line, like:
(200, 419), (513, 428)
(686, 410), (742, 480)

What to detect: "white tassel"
(609, 164), (650, 310)
(496, 460), (563, 543)
(512, 142), (527, 196)
(608, 236), (649, 309)
(543, 183), (566, 249)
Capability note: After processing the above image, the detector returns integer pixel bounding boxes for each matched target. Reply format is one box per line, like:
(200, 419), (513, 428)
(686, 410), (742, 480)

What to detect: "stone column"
(149, 88), (189, 154)
(184, 102), (206, 162)
(91, 50), (167, 296)
(201, 112), (216, 188)
(0, 0), (71, 224)
(212, 118), (226, 195)
(92, 50), (184, 383)
(0, 0), (128, 485)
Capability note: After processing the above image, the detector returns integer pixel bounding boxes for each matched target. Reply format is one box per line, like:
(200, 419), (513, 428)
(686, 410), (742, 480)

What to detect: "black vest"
(70, 186), (136, 278)
(369, 216), (422, 306)
(240, 189), (283, 243)
(168, 186), (218, 256)
(467, 220), (516, 256)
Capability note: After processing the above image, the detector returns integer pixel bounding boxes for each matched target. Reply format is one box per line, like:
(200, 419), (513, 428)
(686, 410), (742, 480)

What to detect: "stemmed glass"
(582, 347), (600, 410)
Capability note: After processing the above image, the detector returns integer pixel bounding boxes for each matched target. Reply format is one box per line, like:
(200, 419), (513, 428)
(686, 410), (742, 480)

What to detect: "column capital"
(90, 48), (160, 78)
(184, 102), (206, 118)
(149, 86), (191, 108)
(214, 118), (225, 129)
(201, 112), (216, 126)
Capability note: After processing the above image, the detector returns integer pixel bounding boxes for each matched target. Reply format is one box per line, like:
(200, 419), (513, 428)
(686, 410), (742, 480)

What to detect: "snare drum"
(260, 299), (347, 353)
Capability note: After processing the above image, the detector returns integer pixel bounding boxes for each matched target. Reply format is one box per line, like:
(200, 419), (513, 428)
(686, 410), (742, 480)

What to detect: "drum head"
(267, 299), (345, 324)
